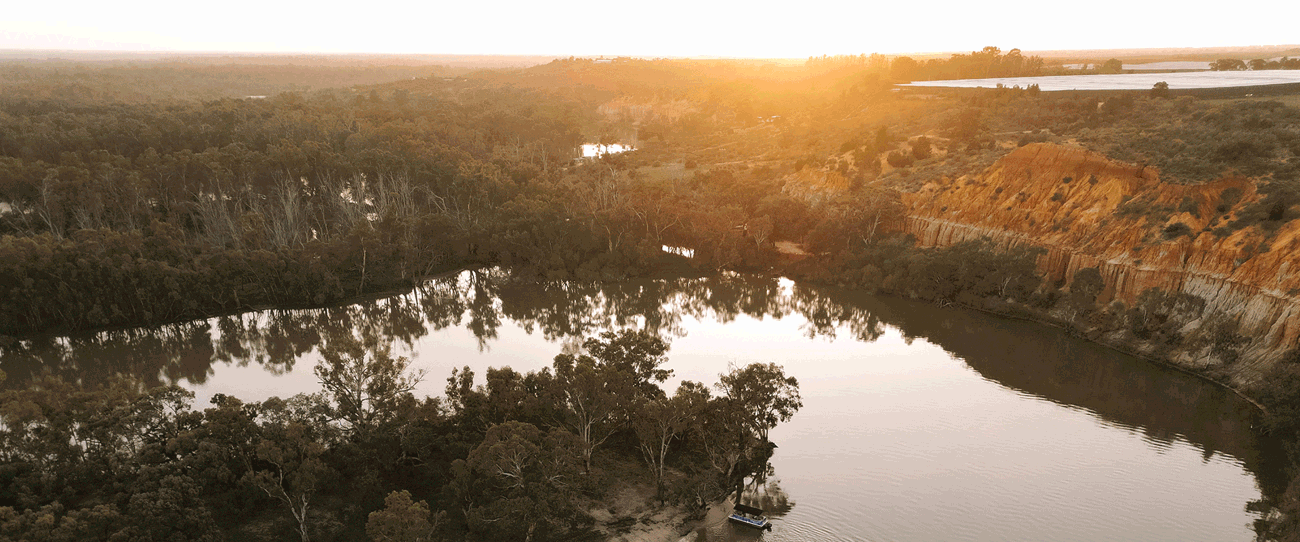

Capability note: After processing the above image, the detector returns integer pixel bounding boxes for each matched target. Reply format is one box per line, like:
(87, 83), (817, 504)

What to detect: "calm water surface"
(581, 143), (635, 157)
(901, 70), (1300, 91)
(1, 271), (1283, 541)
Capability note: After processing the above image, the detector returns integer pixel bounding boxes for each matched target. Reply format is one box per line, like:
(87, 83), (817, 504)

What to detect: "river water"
(0, 271), (1283, 541)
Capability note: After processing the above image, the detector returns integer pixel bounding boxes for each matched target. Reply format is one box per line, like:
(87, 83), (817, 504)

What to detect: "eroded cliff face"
(901, 143), (1300, 387)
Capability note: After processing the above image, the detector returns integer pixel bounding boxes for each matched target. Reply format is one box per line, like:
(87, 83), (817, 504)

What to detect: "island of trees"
(0, 329), (800, 541)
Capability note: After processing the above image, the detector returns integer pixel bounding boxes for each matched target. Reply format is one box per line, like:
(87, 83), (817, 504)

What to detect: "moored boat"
(727, 503), (773, 531)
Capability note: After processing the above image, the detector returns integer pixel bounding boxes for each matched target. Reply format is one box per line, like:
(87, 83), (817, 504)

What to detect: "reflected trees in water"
(0, 269), (1278, 488)
(0, 269), (1289, 540)
(314, 334), (426, 434)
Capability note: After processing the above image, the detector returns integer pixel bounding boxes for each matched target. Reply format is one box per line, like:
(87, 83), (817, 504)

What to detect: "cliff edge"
(902, 143), (1300, 388)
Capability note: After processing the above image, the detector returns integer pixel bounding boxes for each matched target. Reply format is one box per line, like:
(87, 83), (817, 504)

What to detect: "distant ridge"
(3, 46), (1299, 67)
(0, 50), (558, 68)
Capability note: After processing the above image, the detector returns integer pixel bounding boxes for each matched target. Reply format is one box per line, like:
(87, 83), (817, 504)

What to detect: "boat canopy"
(733, 503), (765, 516)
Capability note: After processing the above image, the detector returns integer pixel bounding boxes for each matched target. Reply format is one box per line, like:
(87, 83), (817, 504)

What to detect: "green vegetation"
(957, 92), (1300, 186)
(1207, 57), (1300, 72)
(0, 52), (966, 335)
(1151, 81), (1170, 99)
(1099, 59), (1124, 74)
(810, 47), (1047, 82)
(1162, 222), (1192, 239)
(0, 330), (800, 541)
(0, 86), (613, 333)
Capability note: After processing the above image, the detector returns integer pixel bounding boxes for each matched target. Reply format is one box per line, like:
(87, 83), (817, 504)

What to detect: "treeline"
(1210, 57), (1300, 71)
(0, 62), (461, 103)
(0, 67), (926, 335)
(0, 330), (800, 541)
(0, 272), (885, 393)
(0, 84), (668, 334)
(0, 53), (909, 336)
(806, 47), (1046, 81)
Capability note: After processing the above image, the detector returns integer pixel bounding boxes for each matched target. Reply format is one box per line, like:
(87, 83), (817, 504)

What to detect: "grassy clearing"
(637, 162), (690, 183)
(1204, 93), (1300, 108)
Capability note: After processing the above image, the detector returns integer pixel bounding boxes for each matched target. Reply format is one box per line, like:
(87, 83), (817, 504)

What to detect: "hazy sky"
(2, 0), (1295, 58)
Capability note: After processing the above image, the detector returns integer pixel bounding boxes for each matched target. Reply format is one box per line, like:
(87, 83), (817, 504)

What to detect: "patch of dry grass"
(1204, 93), (1300, 108)
(637, 162), (690, 183)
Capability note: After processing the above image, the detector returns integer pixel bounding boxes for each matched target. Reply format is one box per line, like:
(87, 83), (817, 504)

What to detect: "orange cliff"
(900, 143), (1300, 387)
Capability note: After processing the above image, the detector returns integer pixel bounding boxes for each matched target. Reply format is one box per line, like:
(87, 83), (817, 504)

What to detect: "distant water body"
(1, 272), (1282, 541)
(581, 143), (634, 157)
(902, 70), (1300, 91)
(1062, 61), (1212, 71)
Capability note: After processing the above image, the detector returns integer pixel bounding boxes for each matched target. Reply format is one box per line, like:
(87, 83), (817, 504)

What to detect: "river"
(0, 270), (1283, 541)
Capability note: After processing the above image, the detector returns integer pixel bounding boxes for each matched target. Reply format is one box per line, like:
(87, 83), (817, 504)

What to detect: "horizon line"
(2, 44), (1299, 62)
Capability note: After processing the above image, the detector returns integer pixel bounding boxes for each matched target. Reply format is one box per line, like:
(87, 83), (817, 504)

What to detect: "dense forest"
(6, 49), (1300, 540)
(806, 46), (1047, 81)
(0, 327), (801, 541)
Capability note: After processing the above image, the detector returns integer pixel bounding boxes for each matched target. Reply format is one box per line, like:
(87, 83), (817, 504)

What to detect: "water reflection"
(0, 271), (772, 384)
(0, 270), (1284, 500)
(694, 479), (794, 542)
(831, 290), (1289, 497)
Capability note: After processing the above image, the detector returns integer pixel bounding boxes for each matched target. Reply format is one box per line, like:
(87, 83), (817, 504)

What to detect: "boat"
(727, 503), (773, 531)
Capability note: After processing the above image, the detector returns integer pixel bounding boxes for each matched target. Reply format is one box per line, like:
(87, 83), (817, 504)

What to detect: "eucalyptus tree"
(698, 362), (801, 500)
(313, 334), (425, 436)
(461, 421), (584, 542)
(551, 330), (672, 473)
(244, 393), (339, 542)
(366, 490), (445, 542)
(551, 351), (631, 474)
(717, 362), (801, 444)
(632, 380), (710, 501)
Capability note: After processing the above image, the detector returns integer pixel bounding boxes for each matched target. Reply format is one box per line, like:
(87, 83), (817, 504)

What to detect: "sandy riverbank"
(588, 483), (733, 542)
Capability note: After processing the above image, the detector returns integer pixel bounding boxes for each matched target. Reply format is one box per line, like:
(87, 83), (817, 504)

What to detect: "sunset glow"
(3, 0), (1296, 57)
(7, 0), (1300, 539)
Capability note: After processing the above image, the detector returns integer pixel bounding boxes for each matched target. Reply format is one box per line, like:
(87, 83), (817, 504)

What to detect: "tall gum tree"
(244, 393), (338, 542)
(552, 330), (672, 473)
(632, 380), (709, 502)
(707, 362), (802, 500)
(313, 334), (425, 435)
(462, 421), (583, 542)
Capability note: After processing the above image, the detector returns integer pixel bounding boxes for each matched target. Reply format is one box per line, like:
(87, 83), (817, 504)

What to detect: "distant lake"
(1062, 62), (1212, 71)
(1, 271), (1283, 541)
(581, 143), (635, 157)
(902, 70), (1300, 91)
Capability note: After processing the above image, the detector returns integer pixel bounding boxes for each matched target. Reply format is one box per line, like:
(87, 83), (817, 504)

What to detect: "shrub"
(886, 150), (914, 168)
(1227, 182), (1300, 231)
(911, 137), (932, 160)
(1217, 187), (1243, 213)
(1257, 363), (1300, 439)
(1163, 222), (1192, 239)
(1070, 267), (1104, 311)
